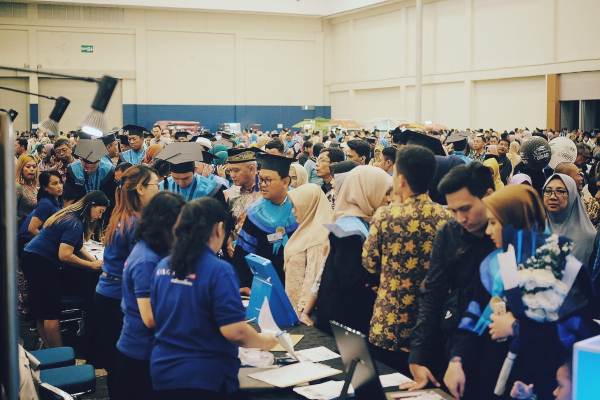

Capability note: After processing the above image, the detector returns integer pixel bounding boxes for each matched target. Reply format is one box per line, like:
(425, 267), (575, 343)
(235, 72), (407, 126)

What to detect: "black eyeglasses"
(543, 188), (568, 198)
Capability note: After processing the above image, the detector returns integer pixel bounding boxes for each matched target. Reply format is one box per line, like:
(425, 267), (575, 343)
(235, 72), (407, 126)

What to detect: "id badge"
(267, 227), (285, 243)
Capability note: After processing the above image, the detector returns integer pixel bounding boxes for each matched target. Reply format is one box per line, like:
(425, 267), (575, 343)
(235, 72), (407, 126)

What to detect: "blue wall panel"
(29, 103), (38, 126)
(123, 104), (331, 132)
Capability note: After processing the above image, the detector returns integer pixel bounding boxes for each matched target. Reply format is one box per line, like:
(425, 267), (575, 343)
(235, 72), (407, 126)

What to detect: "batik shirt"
(362, 193), (451, 351)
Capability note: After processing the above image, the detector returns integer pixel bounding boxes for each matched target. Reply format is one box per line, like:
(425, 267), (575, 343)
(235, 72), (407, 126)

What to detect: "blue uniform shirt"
(121, 145), (146, 165)
(24, 215), (83, 264)
(18, 197), (61, 243)
(117, 240), (162, 361)
(150, 248), (246, 393)
(159, 173), (220, 202)
(68, 158), (114, 193)
(95, 217), (138, 300)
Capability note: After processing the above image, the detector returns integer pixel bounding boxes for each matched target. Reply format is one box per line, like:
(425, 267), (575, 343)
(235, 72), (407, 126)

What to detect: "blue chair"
(40, 364), (96, 397)
(31, 347), (75, 370)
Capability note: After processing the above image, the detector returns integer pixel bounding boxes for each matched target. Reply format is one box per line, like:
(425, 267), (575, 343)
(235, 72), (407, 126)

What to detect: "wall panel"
(0, 30), (29, 67)
(473, 76), (545, 130)
(0, 78), (29, 133)
(556, 0), (600, 62)
(330, 90), (352, 119)
(472, 0), (552, 69)
(353, 86), (402, 123)
(146, 30), (235, 105)
(243, 38), (321, 105)
(329, 21), (354, 84)
(422, 82), (466, 128)
(36, 30), (135, 71)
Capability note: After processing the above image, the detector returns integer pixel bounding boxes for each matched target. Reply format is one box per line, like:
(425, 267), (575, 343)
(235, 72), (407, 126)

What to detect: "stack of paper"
(84, 240), (104, 261)
(248, 362), (342, 388)
(293, 380), (353, 400)
(295, 346), (341, 363)
(379, 373), (414, 388)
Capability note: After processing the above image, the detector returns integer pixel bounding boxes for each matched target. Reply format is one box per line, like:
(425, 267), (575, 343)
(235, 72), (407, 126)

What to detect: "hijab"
(483, 185), (546, 231)
(333, 165), (391, 221)
(483, 157), (504, 191)
(285, 183), (333, 261)
(290, 163), (308, 188)
(509, 173), (532, 186)
(544, 173), (596, 264)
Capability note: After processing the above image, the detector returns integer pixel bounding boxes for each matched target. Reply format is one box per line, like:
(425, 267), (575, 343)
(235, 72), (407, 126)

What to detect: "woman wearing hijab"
(543, 173), (596, 265)
(288, 163), (308, 189)
(314, 165), (392, 335)
(483, 157), (505, 191)
(444, 185), (599, 399)
(285, 183), (333, 325)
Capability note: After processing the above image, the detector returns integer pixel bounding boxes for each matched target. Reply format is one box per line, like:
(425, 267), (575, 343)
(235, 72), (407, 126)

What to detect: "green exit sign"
(81, 44), (94, 53)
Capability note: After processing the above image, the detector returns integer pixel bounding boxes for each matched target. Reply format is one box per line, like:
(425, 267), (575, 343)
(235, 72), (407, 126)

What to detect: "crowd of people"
(13, 122), (600, 400)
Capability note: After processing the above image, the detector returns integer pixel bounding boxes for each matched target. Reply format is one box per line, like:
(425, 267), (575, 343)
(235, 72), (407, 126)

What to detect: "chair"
(40, 364), (96, 398)
(30, 347), (75, 370)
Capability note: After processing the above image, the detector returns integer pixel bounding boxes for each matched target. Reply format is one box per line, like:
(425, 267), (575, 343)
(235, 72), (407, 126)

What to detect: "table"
(241, 325), (452, 400)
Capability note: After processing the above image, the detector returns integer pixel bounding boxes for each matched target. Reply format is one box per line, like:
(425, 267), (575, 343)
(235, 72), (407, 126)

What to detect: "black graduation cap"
(119, 134), (129, 146)
(155, 142), (207, 173)
(73, 139), (108, 163)
(256, 152), (294, 178)
(100, 133), (117, 146)
(365, 136), (377, 144)
(174, 131), (191, 141)
(221, 132), (235, 140)
(227, 147), (263, 164)
(198, 132), (217, 142)
(121, 124), (148, 137)
(399, 130), (445, 156)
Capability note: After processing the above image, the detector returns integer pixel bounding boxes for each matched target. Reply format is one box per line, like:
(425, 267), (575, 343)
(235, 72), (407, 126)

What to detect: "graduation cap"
(100, 133), (117, 146)
(155, 142), (209, 173)
(444, 131), (468, 144)
(119, 134), (129, 146)
(221, 132), (235, 140)
(121, 124), (148, 137)
(174, 131), (191, 141)
(73, 139), (108, 163)
(227, 147), (263, 164)
(198, 132), (217, 141)
(397, 130), (445, 156)
(256, 152), (294, 178)
(330, 160), (359, 175)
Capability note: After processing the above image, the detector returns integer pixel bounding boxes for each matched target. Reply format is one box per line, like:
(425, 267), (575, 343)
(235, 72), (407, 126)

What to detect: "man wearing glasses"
(40, 137), (75, 183)
(232, 152), (297, 295)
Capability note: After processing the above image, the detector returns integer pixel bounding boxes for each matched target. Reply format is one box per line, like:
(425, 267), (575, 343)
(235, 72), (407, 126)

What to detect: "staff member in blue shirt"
(113, 191), (185, 400)
(92, 165), (160, 397)
(150, 198), (277, 400)
(22, 190), (108, 347)
(18, 171), (63, 247)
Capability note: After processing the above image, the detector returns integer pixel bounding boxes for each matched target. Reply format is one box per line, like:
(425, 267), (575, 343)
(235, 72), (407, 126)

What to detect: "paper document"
(379, 373), (414, 388)
(387, 390), (443, 399)
(295, 346), (340, 363)
(258, 297), (280, 334)
(83, 240), (104, 261)
(248, 362), (342, 388)
(293, 380), (354, 400)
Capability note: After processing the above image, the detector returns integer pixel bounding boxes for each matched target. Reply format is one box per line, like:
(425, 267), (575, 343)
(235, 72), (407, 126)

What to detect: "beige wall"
(324, 0), (600, 130)
(0, 3), (325, 131)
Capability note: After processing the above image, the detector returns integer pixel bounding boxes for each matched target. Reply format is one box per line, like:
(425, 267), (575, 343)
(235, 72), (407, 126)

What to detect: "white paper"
(379, 372), (414, 388)
(248, 362), (342, 388)
(295, 346), (340, 363)
(387, 391), (443, 399)
(258, 297), (280, 334)
(293, 380), (354, 400)
(83, 240), (104, 261)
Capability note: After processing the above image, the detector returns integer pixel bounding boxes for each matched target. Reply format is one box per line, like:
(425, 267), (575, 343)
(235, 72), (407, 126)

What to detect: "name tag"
(267, 231), (284, 243)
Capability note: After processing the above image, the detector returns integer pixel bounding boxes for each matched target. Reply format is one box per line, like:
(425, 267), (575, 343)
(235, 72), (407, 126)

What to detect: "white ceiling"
(29, 0), (392, 16)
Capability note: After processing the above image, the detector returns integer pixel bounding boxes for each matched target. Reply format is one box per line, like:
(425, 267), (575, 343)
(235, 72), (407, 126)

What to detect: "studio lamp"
(39, 96), (70, 136)
(80, 75), (117, 138)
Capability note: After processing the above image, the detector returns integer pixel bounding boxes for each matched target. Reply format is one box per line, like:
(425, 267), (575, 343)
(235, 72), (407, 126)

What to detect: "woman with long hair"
(150, 198), (277, 400)
(113, 192), (185, 400)
(16, 154), (39, 227)
(22, 190), (109, 347)
(92, 164), (159, 397)
(444, 185), (599, 399)
(18, 171), (64, 245)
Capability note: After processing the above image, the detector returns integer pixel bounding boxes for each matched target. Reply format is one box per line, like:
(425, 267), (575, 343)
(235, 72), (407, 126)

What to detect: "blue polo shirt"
(150, 247), (245, 393)
(117, 240), (162, 361)
(24, 214), (83, 264)
(95, 217), (138, 300)
(18, 197), (61, 243)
